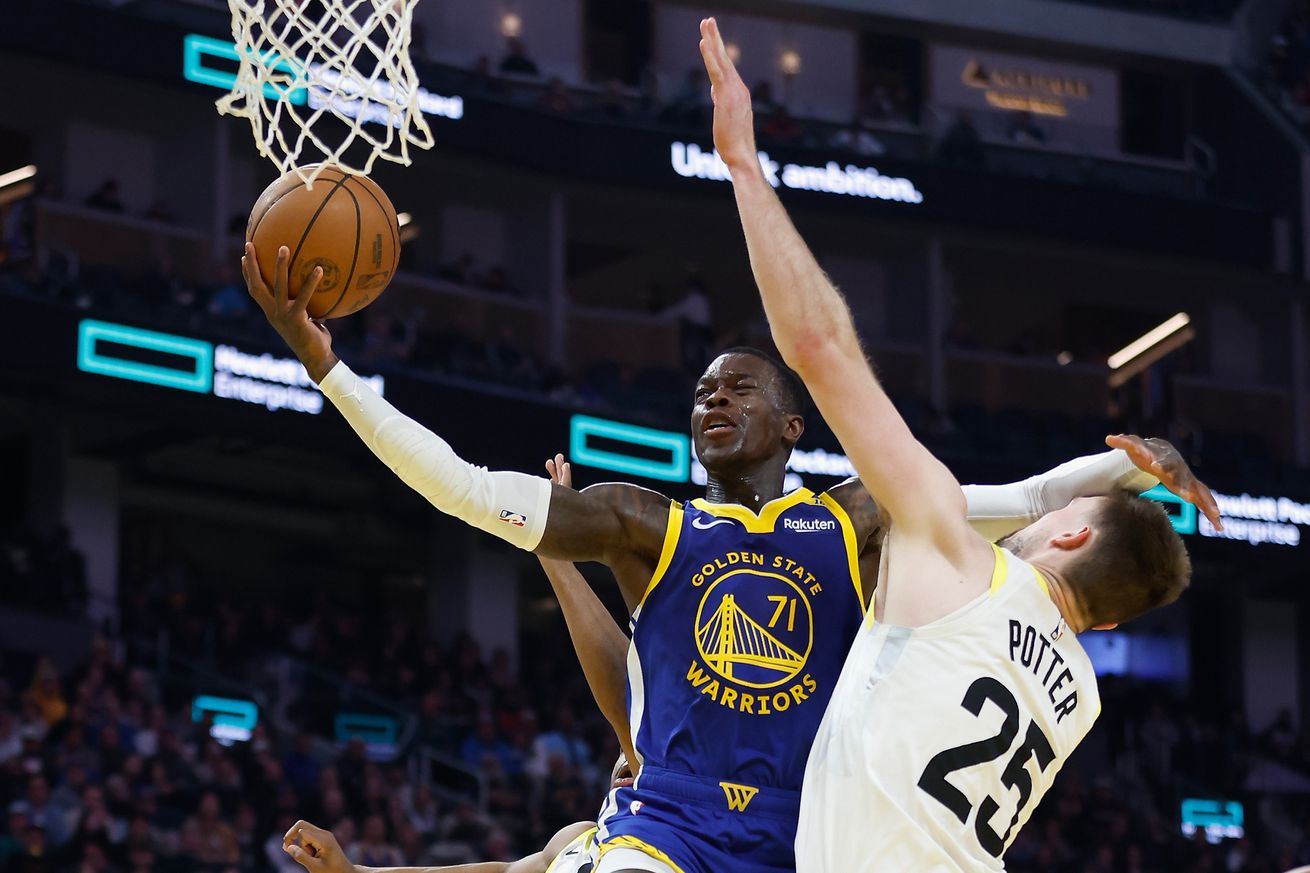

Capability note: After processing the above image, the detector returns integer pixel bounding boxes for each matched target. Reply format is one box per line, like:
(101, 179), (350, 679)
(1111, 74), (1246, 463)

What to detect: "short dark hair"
(1066, 492), (1192, 626)
(717, 346), (810, 415)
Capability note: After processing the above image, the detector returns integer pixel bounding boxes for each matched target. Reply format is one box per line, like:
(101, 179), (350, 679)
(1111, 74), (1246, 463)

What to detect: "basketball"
(246, 165), (399, 319)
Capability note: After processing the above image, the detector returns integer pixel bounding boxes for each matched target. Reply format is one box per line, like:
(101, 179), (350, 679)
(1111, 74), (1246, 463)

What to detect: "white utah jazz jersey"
(546, 827), (599, 873)
(796, 546), (1100, 873)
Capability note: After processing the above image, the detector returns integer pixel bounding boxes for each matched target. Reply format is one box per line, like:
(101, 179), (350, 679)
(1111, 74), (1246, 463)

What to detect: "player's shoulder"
(580, 482), (674, 524)
(822, 476), (884, 541)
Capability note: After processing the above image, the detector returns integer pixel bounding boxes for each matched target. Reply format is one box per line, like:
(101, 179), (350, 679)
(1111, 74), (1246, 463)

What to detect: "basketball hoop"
(217, 0), (434, 186)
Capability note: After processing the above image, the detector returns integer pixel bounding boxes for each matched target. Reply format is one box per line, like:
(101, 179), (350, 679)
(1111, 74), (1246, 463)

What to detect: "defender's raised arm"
(698, 18), (968, 544)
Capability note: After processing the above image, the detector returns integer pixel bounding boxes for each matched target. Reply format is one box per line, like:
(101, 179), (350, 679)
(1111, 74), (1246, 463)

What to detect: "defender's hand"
(545, 453), (573, 489)
(1106, 434), (1223, 530)
(242, 243), (339, 383)
(282, 821), (355, 873)
(698, 18), (758, 172)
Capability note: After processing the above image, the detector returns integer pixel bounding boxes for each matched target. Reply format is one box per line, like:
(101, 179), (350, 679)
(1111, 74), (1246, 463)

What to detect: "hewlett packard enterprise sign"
(77, 319), (383, 415)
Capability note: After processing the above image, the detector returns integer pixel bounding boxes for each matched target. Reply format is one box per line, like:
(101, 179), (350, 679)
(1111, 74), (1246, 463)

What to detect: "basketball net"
(217, 0), (434, 186)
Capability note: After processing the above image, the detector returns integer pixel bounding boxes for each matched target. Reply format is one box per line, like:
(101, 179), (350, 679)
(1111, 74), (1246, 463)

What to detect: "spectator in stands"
(0, 715), (18, 765)
(1263, 708), (1298, 759)
(660, 274), (715, 373)
(751, 80), (781, 116)
(358, 314), (417, 367)
(437, 252), (475, 285)
(208, 264), (252, 321)
(592, 79), (630, 119)
(180, 791), (239, 866)
(0, 182), (40, 270)
(637, 63), (662, 116)
(83, 180), (124, 214)
(466, 56), (506, 98)
(40, 527), (85, 616)
(526, 707), (591, 782)
(857, 83), (897, 123)
(26, 663), (65, 728)
(2, 823), (51, 873)
(349, 814), (403, 868)
(459, 713), (519, 777)
(758, 104), (802, 143)
(536, 77), (576, 115)
(478, 265), (516, 295)
(499, 38), (540, 77)
(938, 111), (985, 166)
(660, 68), (710, 126)
(0, 809), (24, 867)
(1007, 110), (1048, 145)
(830, 115), (887, 156)
(141, 201), (174, 224)
(485, 324), (535, 382)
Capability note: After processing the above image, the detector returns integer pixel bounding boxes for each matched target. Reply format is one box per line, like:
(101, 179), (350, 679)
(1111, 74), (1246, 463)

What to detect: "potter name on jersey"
(1008, 619), (1081, 724)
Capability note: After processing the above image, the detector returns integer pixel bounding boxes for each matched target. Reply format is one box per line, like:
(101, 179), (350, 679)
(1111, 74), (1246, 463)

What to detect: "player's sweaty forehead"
(697, 354), (773, 389)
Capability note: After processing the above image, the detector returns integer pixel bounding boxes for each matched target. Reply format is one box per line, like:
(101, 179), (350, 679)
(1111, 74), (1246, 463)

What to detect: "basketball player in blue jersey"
(696, 18), (1220, 871)
(244, 227), (1214, 870)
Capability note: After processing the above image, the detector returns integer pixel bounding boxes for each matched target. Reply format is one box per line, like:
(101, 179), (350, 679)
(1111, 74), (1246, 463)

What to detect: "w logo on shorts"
(719, 781), (760, 812)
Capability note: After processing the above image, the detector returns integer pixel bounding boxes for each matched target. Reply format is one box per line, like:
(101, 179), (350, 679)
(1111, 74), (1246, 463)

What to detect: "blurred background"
(2, 0), (1310, 870)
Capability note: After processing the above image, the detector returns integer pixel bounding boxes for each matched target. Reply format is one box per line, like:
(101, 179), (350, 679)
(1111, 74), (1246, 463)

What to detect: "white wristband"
(318, 361), (551, 550)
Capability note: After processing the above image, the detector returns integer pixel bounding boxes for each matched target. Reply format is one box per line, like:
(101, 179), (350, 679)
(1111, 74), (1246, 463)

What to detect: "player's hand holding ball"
(242, 243), (339, 383)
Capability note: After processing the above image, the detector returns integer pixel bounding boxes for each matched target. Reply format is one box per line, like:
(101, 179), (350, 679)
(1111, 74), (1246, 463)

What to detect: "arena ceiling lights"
(1106, 312), (1194, 388)
(0, 164), (37, 207)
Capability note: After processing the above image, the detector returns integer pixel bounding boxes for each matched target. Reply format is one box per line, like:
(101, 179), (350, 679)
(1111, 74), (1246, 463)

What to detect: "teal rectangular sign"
(334, 713), (398, 745)
(78, 320), (213, 394)
(1141, 484), (1198, 535)
(192, 695), (258, 730)
(183, 34), (308, 104)
(570, 415), (690, 482)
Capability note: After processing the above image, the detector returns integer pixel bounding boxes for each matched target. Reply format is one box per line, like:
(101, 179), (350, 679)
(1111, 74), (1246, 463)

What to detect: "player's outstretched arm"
(699, 18), (969, 544)
(962, 436), (1222, 542)
(537, 454), (639, 768)
(283, 820), (509, 873)
(242, 245), (668, 581)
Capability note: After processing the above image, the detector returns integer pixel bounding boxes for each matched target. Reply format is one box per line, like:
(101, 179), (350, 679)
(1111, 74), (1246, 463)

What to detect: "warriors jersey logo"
(694, 569), (814, 689)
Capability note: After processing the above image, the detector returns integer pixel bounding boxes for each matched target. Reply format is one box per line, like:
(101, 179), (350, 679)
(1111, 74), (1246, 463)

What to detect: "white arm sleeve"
(964, 450), (1161, 543)
(318, 361), (552, 550)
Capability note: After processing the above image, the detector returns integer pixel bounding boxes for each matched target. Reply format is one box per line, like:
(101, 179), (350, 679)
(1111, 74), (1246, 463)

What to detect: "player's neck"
(703, 465), (787, 512)
(1029, 561), (1088, 634)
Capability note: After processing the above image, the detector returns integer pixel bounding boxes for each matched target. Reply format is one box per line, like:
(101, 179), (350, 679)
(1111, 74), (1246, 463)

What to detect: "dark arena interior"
(2, 0), (1310, 871)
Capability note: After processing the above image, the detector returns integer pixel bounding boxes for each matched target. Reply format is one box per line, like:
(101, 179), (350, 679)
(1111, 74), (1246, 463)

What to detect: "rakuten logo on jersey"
(783, 518), (836, 533)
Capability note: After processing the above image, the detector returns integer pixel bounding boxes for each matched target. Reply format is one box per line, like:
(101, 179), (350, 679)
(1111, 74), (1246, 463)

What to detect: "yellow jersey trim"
(634, 502), (684, 614)
(817, 492), (866, 614)
(988, 545), (1008, 596)
(598, 835), (688, 873)
(1033, 567), (1051, 596)
(690, 488), (814, 534)
(544, 827), (598, 873)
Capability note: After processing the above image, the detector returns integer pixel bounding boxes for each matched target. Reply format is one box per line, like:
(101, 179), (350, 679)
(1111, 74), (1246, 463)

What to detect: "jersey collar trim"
(691, 488), (814, 533)
(987, 544), (1008, 596)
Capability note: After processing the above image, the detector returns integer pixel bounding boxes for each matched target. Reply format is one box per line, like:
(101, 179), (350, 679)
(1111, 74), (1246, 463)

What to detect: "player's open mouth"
(702, 414), (737, 436)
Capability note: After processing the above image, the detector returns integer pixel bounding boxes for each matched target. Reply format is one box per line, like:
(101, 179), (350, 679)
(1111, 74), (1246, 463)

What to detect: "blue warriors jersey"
(627, 487), (866, 791)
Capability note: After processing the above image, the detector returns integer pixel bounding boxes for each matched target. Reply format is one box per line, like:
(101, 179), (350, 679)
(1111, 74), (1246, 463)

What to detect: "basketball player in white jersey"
(698, 18), (1213, 871)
